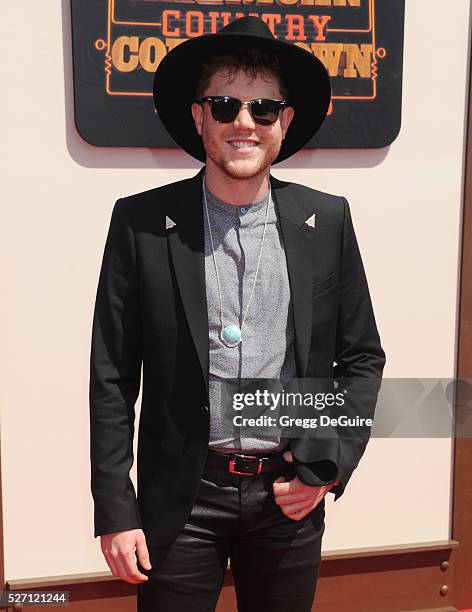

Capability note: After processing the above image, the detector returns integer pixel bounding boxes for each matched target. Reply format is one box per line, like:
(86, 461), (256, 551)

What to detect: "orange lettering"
(162, 10), (181, 37)
(261, 13), (282, 35)
(186, 11), (204, 36)
(286, 15), (307, 41)
(308, 15), (331, 41)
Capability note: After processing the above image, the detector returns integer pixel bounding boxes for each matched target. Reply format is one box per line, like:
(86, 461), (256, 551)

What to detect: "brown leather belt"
(205, 450), (289, 476)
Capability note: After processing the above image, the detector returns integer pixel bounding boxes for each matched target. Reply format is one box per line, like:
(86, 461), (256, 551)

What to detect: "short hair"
(195, 47), (289, 101)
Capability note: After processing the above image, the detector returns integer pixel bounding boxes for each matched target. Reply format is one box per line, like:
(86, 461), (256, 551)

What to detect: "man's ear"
(191, 102), (203, 136)
(281, 105), (295, 140)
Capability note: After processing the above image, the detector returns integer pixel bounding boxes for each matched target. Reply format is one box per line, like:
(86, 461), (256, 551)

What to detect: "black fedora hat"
(153, 16), (331, 164)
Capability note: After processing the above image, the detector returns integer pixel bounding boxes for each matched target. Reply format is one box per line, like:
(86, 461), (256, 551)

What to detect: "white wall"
(0, 0), (469, 579)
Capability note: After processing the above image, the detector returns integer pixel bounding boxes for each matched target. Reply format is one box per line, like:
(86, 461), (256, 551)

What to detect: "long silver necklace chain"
(202, 174), (271, 348)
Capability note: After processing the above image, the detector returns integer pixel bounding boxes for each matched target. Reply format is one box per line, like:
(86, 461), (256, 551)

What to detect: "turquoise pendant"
(220, 324), (242, 347)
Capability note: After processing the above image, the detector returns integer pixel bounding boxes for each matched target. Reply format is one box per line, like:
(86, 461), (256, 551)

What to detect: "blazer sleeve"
(293, 197), (386, 498)
(89, 198), (143, 537)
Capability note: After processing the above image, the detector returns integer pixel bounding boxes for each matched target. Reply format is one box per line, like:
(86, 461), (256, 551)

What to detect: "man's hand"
(272, 451), (337, 521)
(100, 528), (152, 584)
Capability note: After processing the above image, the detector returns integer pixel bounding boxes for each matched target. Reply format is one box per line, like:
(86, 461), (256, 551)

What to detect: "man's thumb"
(136, 536), (152, 570)
(283, 450), (294, 463)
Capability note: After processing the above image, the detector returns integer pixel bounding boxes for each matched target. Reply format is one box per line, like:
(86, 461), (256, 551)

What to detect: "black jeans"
(137, 453), (325, 612)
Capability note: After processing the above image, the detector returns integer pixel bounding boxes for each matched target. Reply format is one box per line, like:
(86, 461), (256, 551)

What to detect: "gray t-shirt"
(203, 184), (296, 453)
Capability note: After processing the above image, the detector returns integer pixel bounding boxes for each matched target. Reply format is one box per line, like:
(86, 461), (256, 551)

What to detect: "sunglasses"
(196, 96), (287, 126)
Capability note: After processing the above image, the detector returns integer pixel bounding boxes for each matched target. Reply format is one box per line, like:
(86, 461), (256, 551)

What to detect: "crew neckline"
(204, 185), (270, 215)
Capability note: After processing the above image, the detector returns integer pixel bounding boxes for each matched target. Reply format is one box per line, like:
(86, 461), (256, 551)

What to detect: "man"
(89, 15), (385, 612)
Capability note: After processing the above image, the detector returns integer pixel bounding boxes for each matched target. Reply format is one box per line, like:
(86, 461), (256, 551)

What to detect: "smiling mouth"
(227, 140), (260, 149)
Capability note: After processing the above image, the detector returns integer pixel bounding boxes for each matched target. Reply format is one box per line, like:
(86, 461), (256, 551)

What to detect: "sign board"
(71, 0), (405, 149)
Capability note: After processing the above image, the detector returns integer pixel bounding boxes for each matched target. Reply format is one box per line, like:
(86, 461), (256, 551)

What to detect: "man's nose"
(233, 103), (255, 129)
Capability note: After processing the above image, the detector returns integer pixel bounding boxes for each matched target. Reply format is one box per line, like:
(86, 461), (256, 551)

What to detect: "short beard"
(203, 134), (281, 181)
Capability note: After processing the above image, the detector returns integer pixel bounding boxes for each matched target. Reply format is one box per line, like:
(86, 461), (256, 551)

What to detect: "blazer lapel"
(270, 175), (315, 379)
(166, 168), (210, 399)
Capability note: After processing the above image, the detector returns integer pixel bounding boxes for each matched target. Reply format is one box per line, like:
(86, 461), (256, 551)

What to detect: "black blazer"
(89, 166), (386, 547)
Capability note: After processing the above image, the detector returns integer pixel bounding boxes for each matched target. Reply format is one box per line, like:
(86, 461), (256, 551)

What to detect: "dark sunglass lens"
(251, 100), (280, 125)
(210, 97), (240, 123)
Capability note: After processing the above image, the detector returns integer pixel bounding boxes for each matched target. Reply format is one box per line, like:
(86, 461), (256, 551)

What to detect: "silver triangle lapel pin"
(304, 213), (316, 229)
(166, 215), (177, 230)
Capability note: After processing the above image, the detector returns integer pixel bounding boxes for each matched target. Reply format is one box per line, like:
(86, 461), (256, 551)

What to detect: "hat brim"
(153, 32), (331, 164)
